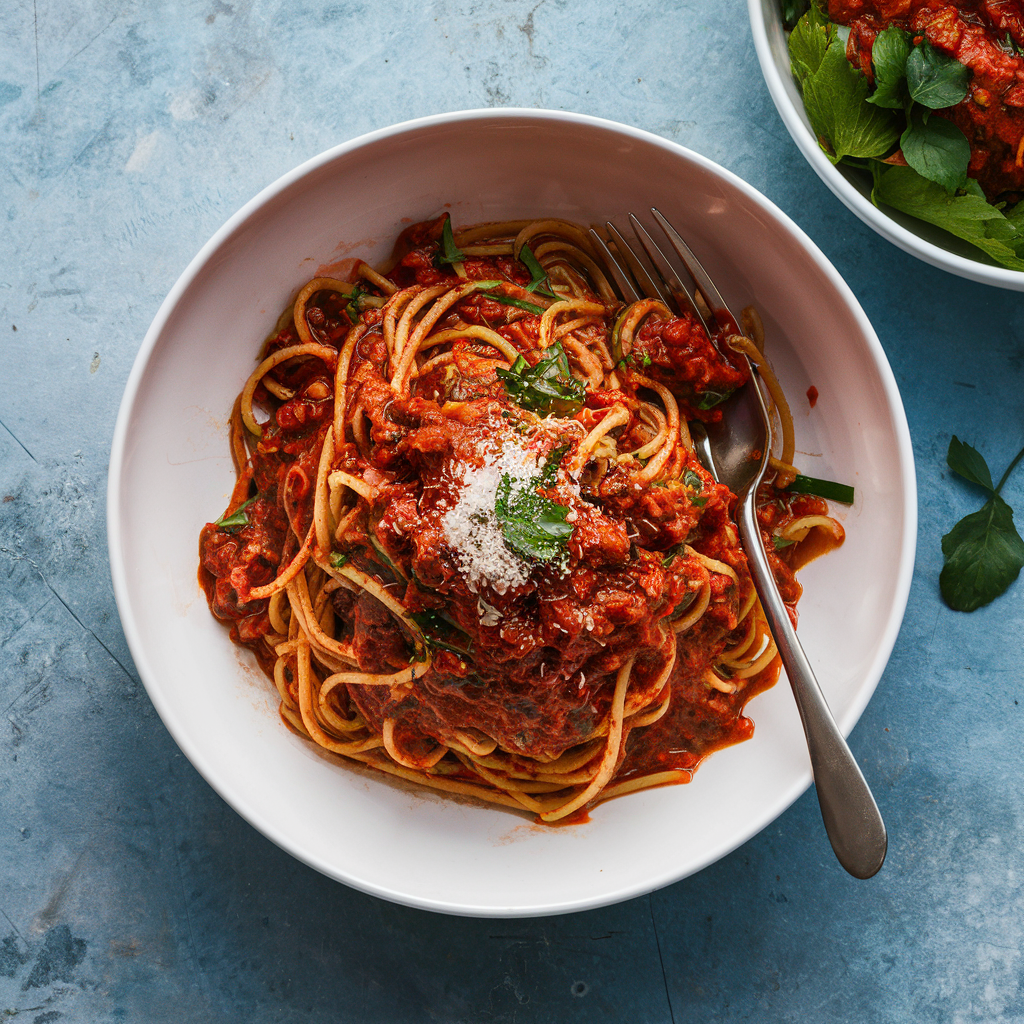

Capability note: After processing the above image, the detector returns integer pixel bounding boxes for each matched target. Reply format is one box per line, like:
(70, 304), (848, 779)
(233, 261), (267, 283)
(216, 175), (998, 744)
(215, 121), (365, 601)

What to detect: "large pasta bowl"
(108, 108), (916, 917)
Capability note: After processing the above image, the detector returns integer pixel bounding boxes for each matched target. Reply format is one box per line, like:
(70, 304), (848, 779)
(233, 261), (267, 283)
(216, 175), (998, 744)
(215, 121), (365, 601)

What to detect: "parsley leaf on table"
(940, 437), (1024, 612)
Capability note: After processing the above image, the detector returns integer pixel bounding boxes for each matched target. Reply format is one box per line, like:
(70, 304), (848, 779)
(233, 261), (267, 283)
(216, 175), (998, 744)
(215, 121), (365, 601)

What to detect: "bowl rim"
(107, 107), (918, 915)
(747, 0), (1024, 292)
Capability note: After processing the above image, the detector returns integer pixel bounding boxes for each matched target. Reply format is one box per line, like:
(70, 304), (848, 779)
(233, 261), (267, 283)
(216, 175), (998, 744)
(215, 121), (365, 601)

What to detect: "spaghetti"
(198, 214), (844, 822)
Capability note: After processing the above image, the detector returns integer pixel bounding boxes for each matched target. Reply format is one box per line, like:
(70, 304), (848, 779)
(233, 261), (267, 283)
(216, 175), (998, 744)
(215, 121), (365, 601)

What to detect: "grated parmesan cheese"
(441, 430), (540, 595)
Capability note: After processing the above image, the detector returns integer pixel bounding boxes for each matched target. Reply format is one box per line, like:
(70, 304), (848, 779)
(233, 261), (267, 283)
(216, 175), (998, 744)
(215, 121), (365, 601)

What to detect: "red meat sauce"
(830, 0), (1024, 200)
(199, 223), (835, 782)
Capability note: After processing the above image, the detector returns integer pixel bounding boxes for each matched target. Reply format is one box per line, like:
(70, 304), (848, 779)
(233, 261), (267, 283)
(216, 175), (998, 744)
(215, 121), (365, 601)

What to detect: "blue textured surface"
(2, 1), (1024, 1021)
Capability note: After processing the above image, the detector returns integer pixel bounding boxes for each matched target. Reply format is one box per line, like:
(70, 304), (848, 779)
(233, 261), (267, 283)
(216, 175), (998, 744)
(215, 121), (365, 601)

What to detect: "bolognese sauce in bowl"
(108, 109), (915, 915)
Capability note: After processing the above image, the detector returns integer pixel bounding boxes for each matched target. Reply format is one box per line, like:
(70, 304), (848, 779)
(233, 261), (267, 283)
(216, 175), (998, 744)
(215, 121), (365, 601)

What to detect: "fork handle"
(738, 497), (887, 879)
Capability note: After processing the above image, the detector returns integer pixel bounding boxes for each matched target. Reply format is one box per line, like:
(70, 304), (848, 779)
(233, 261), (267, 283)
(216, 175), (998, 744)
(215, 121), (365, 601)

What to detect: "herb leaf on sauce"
(866, 26), (912, 109)
(900, 107), (970, 193)
(784, 5), (1024, 269)
(905, 39), (972, 110)
(518, 244), (557, 298)
(496, 342), (587, 416)
(409, 610), (474, 658)
(940, 437), (1024, 611)
(495, 446), (573, 563)
(434, 216), (466, 268)
(214, 496), (257, 531)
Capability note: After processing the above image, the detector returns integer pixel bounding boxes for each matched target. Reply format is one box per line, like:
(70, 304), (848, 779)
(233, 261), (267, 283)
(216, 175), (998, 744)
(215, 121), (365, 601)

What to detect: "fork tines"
(589, 208), (727, 334)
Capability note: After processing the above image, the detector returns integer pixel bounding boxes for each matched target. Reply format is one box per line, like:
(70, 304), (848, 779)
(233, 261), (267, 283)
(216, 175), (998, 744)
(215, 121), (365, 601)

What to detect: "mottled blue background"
(2, 1), (1023, 1021)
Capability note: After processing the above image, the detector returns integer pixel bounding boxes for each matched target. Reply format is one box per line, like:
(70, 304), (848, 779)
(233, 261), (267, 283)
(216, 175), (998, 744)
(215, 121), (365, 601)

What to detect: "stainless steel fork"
(592, 209), (887, 879)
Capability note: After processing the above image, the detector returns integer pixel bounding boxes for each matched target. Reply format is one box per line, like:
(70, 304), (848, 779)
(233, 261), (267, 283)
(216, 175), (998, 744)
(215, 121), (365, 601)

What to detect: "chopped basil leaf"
(785, 474), (855, 504)
(214, 495), (257, 530)
(518, 244), (556, 297)
(330, 551), (350, 568)
(662, 542), (685, 567)
(496, 342), (586, 416)
(494, 448), (574, 563)
(409, 610), (474, 657)
(343, 285), (368, 324)
(695, 387), (734, 410)
(773, 535), (797, 550)
(483, 290), (547, 315)
(905, 39), (971, 110)
(669, 587), (699, 616)
(434, 216), (466, 267)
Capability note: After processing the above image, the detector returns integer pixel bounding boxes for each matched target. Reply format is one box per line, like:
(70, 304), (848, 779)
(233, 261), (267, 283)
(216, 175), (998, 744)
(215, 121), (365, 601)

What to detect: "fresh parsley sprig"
(940, 436), (1024, 612)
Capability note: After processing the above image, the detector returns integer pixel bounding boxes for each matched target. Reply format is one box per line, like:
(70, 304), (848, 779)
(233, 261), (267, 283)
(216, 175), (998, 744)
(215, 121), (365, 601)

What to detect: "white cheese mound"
(441, 433), (539, 595)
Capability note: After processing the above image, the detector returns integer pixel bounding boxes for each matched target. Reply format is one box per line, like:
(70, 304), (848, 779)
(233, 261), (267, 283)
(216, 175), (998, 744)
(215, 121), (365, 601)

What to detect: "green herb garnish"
(781, 0), (810, 27)
(494, 446), (574, 563)
(695, 387), (734, 411)
(496, 342), (586, 416)
(518, 244), (556, 297)
(484, 291), (547, 315)
(214, 496), (257, 531)
(797, 30), (901, 163)
(773, 535), (797, 550)
(785, 475), (855, 504)
(343, 285), (368, 325)
(872, 168), (1024, 272)
(940, 436), (1024, 612)
(662, 542), (685, 567)
(434, 216), (466, 268)
(905, 38), (972, 110)
(330, 551), (349, 568)
(409, 610), (474, 658)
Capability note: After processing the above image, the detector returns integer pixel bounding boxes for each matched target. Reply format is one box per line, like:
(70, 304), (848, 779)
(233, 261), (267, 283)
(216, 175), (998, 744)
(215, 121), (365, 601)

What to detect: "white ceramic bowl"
(749, 0), (1024, 291)
(108, 109), (916, 917)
